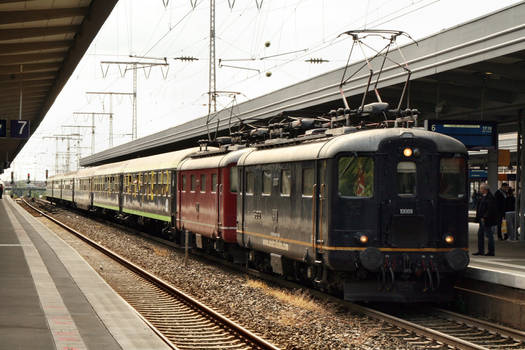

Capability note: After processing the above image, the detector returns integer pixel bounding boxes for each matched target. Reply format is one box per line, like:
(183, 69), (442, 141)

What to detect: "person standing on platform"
(473, 183), (498, 256)
(494, 182), (509, 240)
(0, 182), (3, 199)
(506, 187), (516, 212)
(504, 187), (516, 240)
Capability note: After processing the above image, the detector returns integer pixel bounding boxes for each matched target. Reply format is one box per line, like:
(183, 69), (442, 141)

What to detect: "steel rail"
(23, 199), (280, 350)
(432, 307), (525, 342)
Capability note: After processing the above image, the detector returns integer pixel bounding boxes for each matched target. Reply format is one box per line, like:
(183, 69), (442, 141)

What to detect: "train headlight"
(403, 147), (413, 157)
(359, 235), (369, 244)
(444, 235), (455, 244)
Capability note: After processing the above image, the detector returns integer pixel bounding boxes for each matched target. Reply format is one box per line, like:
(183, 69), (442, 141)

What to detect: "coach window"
(182, 175), (186, 192)
(281, 169), (292, 196)
(153, 172), (159, 195)
(262, 170), (272, 195)
(201, 174), (206, 192)
(166, 171), (171, 196)
(211, 173), (217, 193)
(246, 171), (255, 195)
(397, 161), (417, 196)
(439, 157), (466, 199)
(338, 156), (374, 197)
(230, 167), (238, 193)
(159, 172), (164, 195)
(302, 168), (314, 196)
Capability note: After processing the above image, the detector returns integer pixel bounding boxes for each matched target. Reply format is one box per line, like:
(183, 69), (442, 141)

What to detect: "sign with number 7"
(10, 120), (30, 138)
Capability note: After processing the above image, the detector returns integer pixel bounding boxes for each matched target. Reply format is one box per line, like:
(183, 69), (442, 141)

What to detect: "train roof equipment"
(222, 30), (423, 149)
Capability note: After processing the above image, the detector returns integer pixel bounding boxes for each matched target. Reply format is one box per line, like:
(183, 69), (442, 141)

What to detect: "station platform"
(0, 196), (171, 350)
(466, 222), (525, 290)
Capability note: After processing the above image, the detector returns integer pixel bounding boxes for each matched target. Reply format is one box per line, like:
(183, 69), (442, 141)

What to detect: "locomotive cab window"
(302, 168), (314, 196)
(246, 171), (255, 195)
(338, 156), (374, 197)
(439, 157), (466, 199)
(397, 161), (417, 196)
(262, 170), (272, 195)
(281, 169), (291, 196)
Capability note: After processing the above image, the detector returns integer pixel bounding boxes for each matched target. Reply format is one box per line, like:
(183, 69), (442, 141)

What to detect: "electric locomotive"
(236, 126), (469, 302)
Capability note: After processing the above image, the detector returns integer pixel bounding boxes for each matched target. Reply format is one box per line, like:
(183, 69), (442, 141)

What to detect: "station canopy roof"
(0, 0), (118, 173)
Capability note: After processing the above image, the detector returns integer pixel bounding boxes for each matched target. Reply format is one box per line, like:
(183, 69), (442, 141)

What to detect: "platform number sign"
(10, 120), (30, 139)
(0, 120), (6, 137)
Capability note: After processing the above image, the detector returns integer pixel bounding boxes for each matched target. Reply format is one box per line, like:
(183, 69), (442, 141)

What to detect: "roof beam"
(0, 62), (61, 74)
(409, 80), (515, 104)
(0, 7), (89, 25)
(0, 52), (64, 65)
(3, 100), (42, 109)
(0, 25), (78, 40)
(0, 0), (37, 3)
(0, 71), (56, 83)
(0, 86), (50, 94)
(0, 94), (44, 103)
(0, 79), (54, 90)
(0, 40), (72, 54)
(431, 71), (525, 94)
(463, 62), (525, 81)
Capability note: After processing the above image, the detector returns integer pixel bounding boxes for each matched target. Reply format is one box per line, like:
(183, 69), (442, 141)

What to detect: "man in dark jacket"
(494, 182), (509, 240)
(474, 183), (498, 256)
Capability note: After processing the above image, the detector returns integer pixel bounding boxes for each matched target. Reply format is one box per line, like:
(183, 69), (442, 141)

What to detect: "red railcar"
(177, 148), (249, 243)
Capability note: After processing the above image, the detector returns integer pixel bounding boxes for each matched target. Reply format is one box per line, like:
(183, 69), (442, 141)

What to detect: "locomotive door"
(379, 141), (437, 248)
(306, 159), (327, 262)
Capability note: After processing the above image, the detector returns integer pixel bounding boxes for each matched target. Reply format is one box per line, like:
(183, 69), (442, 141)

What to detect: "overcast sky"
(2, 0), (522, 182)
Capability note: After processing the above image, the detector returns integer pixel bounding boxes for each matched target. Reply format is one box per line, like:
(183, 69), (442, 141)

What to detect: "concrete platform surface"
(467, 222), (525, 290)
(0, 196), (171, 350)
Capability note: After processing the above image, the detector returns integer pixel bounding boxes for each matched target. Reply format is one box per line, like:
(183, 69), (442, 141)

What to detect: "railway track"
(22, 199), (279, 350)
(26, 199), (525, 350)
(356, 305), (525, 350)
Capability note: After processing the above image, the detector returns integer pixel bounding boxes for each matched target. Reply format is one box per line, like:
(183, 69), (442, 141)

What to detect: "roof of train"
(179, 148), (252, 171)
(49, 147), (218, 180)
(239, 128), (467, 166)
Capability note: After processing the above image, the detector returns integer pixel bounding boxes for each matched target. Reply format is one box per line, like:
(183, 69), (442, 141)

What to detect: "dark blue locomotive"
(235, 126), (469, 302)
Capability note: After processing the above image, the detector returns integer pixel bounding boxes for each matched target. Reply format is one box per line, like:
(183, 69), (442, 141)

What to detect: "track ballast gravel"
(33, 204), (413, 350)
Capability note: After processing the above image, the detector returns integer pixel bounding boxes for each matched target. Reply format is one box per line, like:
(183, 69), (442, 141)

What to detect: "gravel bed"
(32, 204), (412, 350)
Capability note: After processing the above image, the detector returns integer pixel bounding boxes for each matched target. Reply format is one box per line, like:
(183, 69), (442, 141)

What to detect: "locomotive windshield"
(439, 157), (466, 199)
(397, 162), (417, 196)
(338, 156), (374, 197)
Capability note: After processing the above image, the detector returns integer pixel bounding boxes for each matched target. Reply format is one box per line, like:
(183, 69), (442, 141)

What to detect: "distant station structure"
(0, 0), (118, 175)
